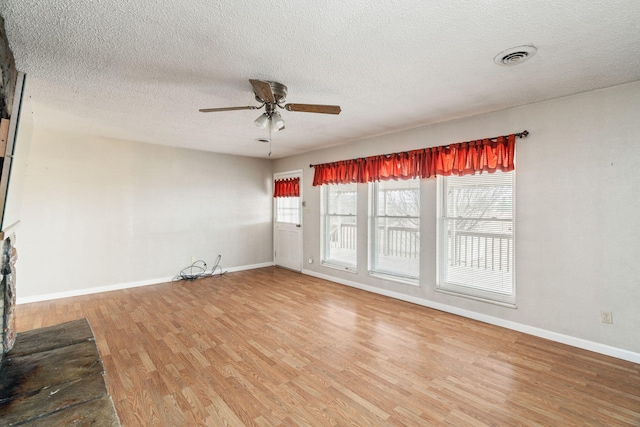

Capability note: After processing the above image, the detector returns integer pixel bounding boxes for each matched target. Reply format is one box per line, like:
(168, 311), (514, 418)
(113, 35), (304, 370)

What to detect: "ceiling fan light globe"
(270, 111), (285, 131)
(254, 113), (269, 129)
(269, 119), (280, 133)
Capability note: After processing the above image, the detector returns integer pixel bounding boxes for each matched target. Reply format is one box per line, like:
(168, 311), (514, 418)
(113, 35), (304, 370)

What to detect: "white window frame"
(369, 179), (420, 283)
(321, 183), (357, 271)
(437, 171), (516, 306)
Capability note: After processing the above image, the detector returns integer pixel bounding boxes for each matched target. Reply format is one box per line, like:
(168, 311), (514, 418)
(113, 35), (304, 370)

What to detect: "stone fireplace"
(1, 234), (17, 358)
(0, 14), (18, 363)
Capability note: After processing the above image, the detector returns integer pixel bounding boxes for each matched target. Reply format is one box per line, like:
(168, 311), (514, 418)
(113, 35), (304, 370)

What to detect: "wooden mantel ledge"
(0, 220), (20, 241)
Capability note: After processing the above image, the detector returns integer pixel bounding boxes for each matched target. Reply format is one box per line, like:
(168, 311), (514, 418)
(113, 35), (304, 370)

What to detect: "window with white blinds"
(437, 171), (515, 304)
(321, 183), (357, 269)
(369, 179), (420, 281)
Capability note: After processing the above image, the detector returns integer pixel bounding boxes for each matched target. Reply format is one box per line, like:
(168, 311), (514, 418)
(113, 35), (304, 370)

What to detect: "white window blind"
(437, 171), (515, 304)
(370, 179), (420, 281)
(322, 183), (357, 268)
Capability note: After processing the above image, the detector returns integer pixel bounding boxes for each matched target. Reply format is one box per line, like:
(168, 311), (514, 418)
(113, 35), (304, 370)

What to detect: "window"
(437, 171), (515, 304)
(275, 196), (300, 224)
(321, 183), (357, 269)
(369, 178), (420, 281)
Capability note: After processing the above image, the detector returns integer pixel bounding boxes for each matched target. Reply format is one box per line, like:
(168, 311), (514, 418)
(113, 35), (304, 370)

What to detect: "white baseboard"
(16, 276), (174, 304)
(16, 261), (275, 305)
(224, 261), (274, 273)
(302, 269), (640, 364)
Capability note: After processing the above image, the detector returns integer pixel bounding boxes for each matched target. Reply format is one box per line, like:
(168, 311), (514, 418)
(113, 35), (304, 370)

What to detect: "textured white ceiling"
(1, 0), (639, 158)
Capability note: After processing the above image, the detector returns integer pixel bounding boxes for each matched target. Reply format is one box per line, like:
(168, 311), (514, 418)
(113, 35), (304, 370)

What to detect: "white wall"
(16, 128), (274, 299)
(275, 81), (640, 359)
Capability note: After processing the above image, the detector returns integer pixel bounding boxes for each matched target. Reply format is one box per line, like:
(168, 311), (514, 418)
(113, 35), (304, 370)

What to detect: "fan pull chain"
(268, 120), (272, 157)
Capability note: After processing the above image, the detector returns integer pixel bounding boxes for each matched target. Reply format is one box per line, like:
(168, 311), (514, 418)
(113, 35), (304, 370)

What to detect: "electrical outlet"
(600, 309), (613, 324)
(308, 257), (314, 264)
(191, 256), (196, 263)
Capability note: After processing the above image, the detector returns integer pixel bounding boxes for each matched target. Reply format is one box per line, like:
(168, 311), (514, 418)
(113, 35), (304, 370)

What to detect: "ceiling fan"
(199, 79), (341, 133)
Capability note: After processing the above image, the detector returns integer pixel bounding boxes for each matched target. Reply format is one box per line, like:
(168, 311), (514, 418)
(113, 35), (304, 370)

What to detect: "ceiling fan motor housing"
(199, 79), (341, 118)
(255, 81), (288, 104)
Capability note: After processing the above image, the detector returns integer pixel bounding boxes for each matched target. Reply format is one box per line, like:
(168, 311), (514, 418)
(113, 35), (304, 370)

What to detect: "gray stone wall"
(0, 15), (18, 120)
(2, 237), (16, 353)
(0, 283), (3, 356)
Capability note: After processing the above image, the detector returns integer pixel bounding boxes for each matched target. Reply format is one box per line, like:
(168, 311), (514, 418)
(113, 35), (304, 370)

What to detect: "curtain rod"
(309, 130), (529, 168)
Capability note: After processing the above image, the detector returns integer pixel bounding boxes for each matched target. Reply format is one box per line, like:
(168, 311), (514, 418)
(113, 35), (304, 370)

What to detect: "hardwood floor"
(15, 267), (640, 426)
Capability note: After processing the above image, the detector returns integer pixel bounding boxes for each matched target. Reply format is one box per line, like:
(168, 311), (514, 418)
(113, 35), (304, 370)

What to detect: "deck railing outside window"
(329, 223), (511, 280)
(330, 224), (420, 259)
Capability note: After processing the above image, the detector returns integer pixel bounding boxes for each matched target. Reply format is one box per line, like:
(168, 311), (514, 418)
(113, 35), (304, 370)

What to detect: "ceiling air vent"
(494, 45), (537, 66)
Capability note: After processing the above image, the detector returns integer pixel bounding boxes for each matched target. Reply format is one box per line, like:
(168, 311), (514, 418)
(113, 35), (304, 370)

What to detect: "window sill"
(368, 271), (419, 287)
(321, 262), (357, 274)
(435, 288), (517, 309)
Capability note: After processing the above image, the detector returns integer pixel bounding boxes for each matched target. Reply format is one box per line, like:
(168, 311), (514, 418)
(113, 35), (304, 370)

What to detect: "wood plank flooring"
(15, 267), (640, 426)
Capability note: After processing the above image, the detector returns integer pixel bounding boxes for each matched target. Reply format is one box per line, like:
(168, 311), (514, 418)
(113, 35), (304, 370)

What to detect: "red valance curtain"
(273, 177), (300, 197)
(312, 134), (518, 186)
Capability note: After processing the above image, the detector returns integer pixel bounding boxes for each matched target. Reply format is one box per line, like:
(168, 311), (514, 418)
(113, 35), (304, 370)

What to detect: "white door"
(274, 172), (302, 271)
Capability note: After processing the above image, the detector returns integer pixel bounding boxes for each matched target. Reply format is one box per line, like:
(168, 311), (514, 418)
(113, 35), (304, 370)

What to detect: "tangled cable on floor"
(173, 254), (227, 281)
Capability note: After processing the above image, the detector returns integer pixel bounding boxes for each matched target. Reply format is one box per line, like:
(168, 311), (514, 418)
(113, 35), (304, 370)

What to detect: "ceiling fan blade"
(284, 103), (341, 115)
(249, 79), (276, 103)
(199, 106), (258, 113)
